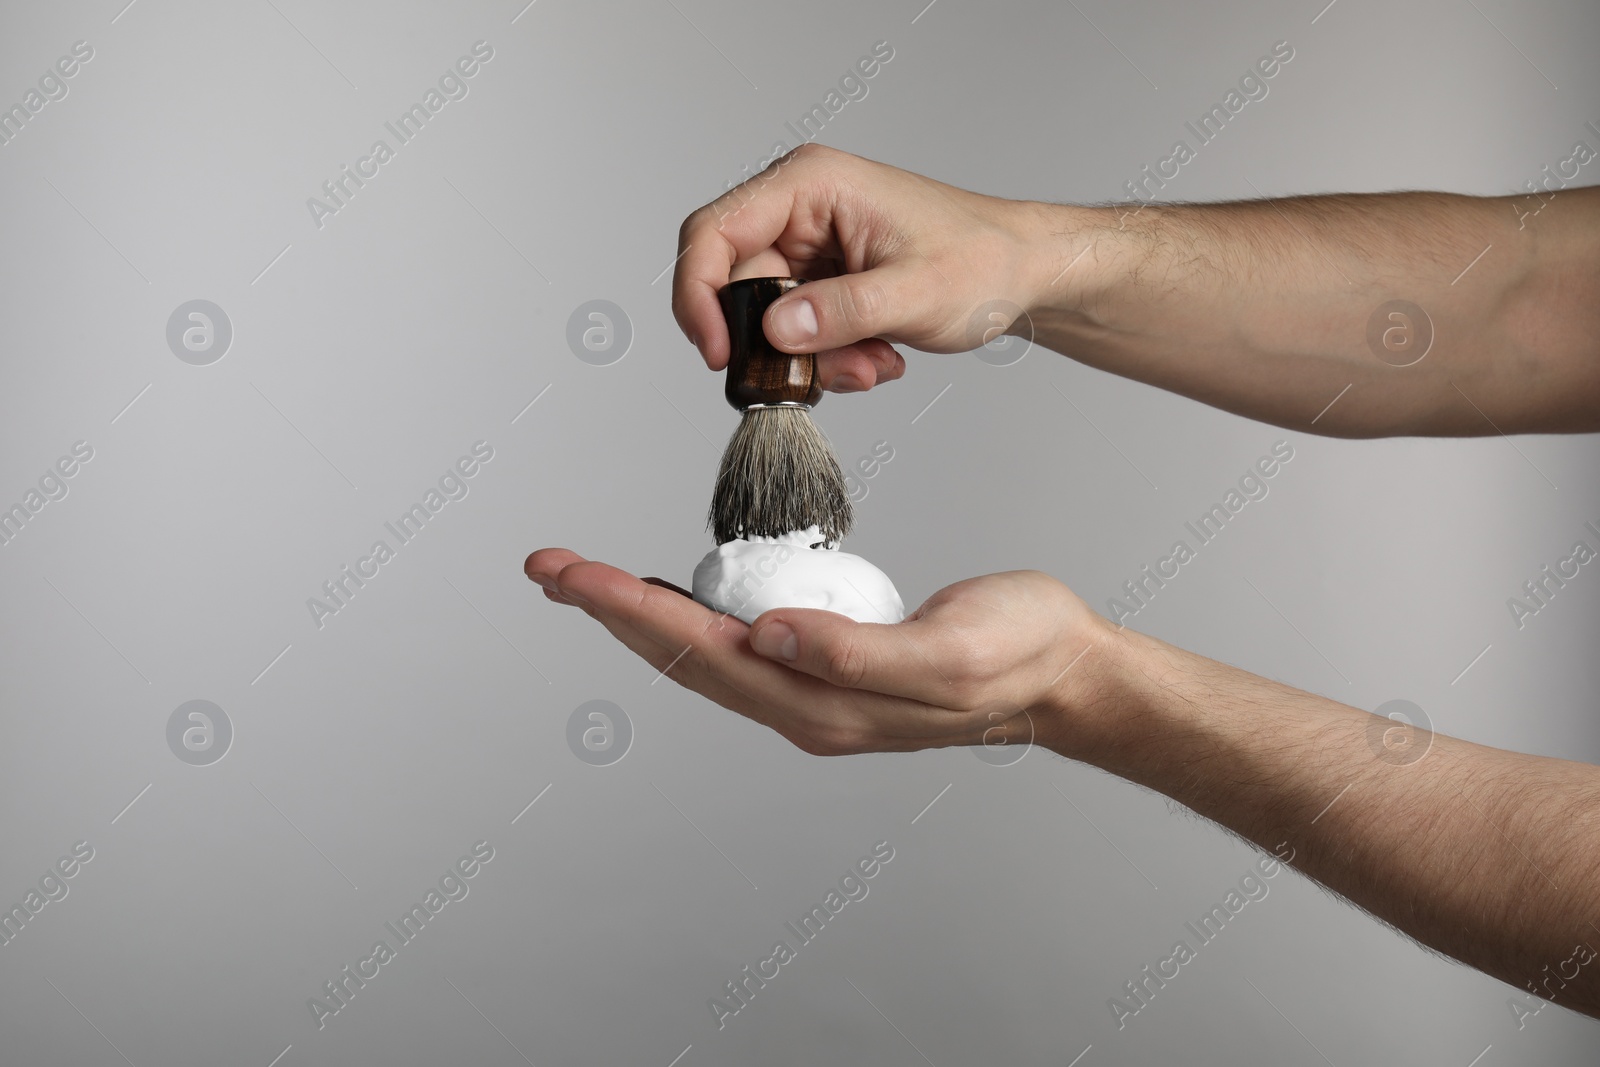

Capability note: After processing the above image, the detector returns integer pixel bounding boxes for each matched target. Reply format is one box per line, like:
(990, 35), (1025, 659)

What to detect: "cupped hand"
(524, 547), (1108, 757)
(672, 144), (1045, 396)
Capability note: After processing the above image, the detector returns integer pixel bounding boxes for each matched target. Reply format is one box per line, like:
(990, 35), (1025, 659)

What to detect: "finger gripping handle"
(719, 277), (822, 410)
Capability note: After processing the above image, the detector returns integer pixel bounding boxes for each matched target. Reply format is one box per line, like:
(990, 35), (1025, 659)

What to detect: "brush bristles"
(709, 407), (854, 546)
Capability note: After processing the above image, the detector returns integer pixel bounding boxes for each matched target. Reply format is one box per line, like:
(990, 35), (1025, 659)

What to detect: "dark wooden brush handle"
(720, 277), (822, 410)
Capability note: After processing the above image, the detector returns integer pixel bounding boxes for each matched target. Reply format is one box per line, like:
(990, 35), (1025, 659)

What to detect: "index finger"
(671, 149), (820, 371)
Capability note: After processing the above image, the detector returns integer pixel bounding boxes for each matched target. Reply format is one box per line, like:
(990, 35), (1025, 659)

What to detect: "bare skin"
(527, 145), (1600, 1018)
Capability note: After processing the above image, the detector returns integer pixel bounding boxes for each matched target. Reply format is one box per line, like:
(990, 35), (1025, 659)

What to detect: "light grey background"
(2, 0), (1597, 1064)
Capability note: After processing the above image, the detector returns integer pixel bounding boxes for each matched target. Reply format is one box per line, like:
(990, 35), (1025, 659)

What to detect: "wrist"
(1032, 611), (1153, 766)
(1003, 199), (1128, 339)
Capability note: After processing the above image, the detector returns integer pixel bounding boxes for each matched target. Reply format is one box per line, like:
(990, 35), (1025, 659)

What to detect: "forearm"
(1050, 624), (1600, 1015)
(1009, 188), (1600, 436)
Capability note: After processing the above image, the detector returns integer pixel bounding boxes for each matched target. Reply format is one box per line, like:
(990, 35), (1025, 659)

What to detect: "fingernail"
(832, 373), (867, 393)
(532, 575), (558, 592)
(562, 588), (589, 605)
(769, 299), (818, 346)
(753, 621), (798, 661)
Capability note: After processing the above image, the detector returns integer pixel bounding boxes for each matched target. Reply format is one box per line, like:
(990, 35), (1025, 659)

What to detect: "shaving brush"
(708, 277), (854, 547)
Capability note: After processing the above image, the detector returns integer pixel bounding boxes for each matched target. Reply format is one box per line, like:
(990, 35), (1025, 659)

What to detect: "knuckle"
(679, 204), (712, 241)
(838, 275), (888, 328)
(669, 286), (695, 327)
(820, 637), (871, 689)
(660, 644), (706, 683)
(788, 141), (826, 165)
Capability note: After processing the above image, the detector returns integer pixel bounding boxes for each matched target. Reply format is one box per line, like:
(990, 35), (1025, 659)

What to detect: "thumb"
(748, 607), (958, 707)
(764, 264), (925, 354)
